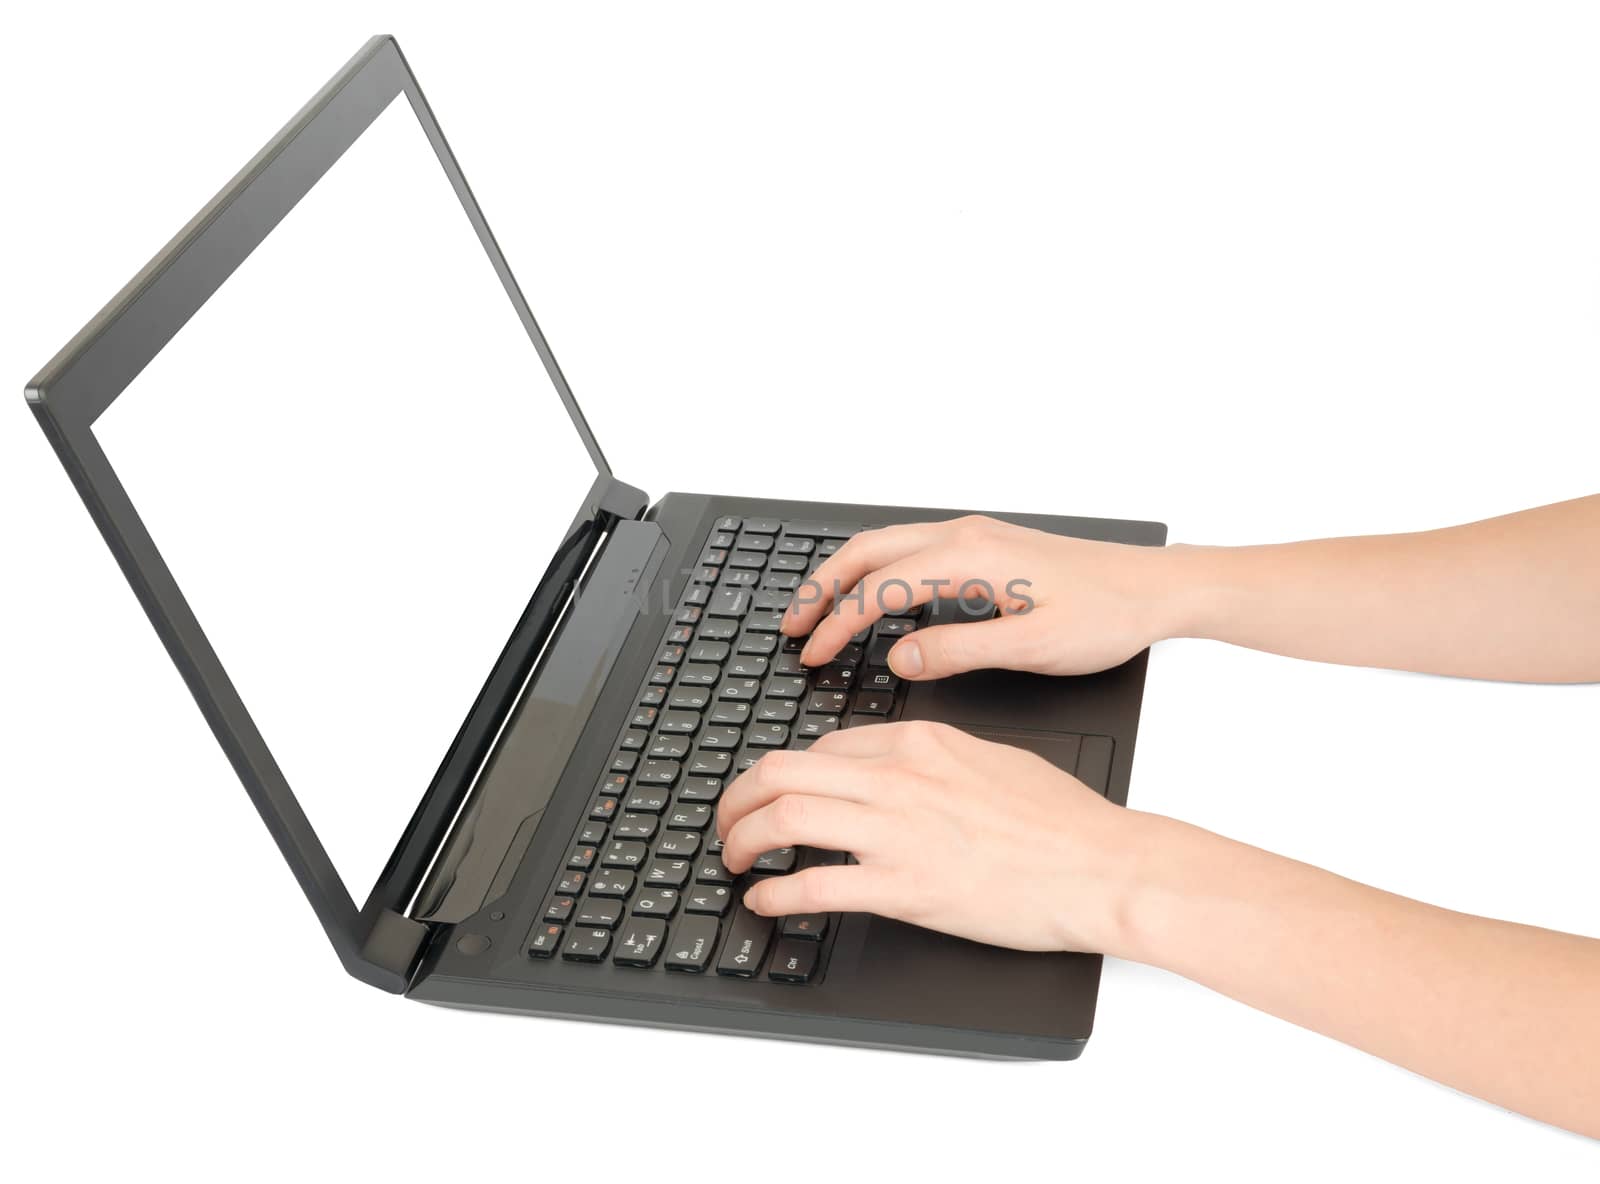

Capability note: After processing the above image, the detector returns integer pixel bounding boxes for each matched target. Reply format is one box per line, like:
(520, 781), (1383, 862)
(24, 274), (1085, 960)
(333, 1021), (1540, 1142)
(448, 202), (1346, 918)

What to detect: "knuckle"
(773, 792), (808, 831)
(753, 749), (788, 785)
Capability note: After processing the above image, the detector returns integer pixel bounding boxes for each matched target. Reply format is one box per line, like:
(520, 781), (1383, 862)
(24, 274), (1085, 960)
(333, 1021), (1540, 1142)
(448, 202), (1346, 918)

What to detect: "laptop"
(27, 36), (1164, 1058)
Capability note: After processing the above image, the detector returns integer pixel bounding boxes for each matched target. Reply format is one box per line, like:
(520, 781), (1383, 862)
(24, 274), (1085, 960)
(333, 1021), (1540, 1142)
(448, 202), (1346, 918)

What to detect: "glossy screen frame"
(26, 36), (632, 989)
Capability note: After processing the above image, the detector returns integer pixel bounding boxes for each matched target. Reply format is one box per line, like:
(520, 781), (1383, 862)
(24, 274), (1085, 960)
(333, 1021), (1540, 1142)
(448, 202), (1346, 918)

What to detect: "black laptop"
(27, 36), (1164, 1058)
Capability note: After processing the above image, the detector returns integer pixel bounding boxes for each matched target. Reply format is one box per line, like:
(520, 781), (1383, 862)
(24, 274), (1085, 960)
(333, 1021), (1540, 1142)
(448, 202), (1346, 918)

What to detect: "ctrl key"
(527, 924), (564, 959)
(663, 915), (720, 974)
(767, 938), (819, 983)
(562, 928), (612, 963)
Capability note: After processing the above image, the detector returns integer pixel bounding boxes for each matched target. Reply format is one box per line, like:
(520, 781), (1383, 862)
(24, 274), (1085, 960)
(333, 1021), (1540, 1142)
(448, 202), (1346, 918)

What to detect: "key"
(640, 685), (667, 707)
(745, 612), (786, 633)
(718, 679), (762, 702)
(742, 517), (782, 534)
(624, 787), (669, 814)
(767, 677), (808, 700)
(770, 553), (808, 572)
(866, 637), (896, 667)
(631, 707), (659, 730)
(709, 531), (736, 549)
(588, 871), (636, 898)
(776, 537), (815, 555)
(664, 915), (720, 973)
(752, 590), (792, 613)
(693, 566), (721, 584)
(699, 548), (729, 567)
(782, 913), (829, 941)
(859, 671), (900, 693)
(567, 845), (598, 870)
(762, 572), (803, 591)
(773, 652), (806, 676)
(677, 664), (720, 687)
(798, 714), (840, 738)
(562, 929), (612, 962)
(592, 776), (626, 814)
(733, 748), (765, 774)
(747, 722), (789, 748)
(695, 855), (733, 885)
(676, 776), (724, 802)
(852, 691), (894, 715)
(753, 847), (797, 873)
(647, 665), (676, 687)
(668, 687), (710, 711)
(656, 830), (701, 858)
(727, 656), (768, 679)
(709, 589), (750, 617)
(781, 634), (807, 653)
(875, 618), (917, 639)
(736, 633), (778, 656)
(632, 887), (680, 917)
(698, 726), (743, 750)
(674, 606), (702, 627)
(717, 907), (775, 977)
(648, 735), (690, 760)
(689, 641), (731, 664)
(668, 801), (714, 831)
(807, 690), (849, 714)
(756, 699), (798, 723)
(658, 710), (701, 735)
(721, 568), (759, 587)
(603, 840), (648, 868)
(613, 918), (668, 967)
(579, 821), (608, 845)
(645, 858), (692, 888)
(727, 551), (767, 570)
(715, 516), (742, 533)
(544, 895), (575, 922)
(781, 521), (857, 539)
(709, 701), (751, 726)
(835, 643), (866, 666)
(613, 813), (658, 840)
(635, 760), (681, 787)
(609, 751), (637, 774)
(697, 619), (738, 641)
(684, 884), (734, 916)
(576, 898), (623, 928)
(814, 665), (855, 690)
(768, 938), (820, 983)
(656, 644), (686, 666)
(683, 585), (710, 607)
(689, 750), (733, 778)
(527, 923), (564, 958)
(735, 532), (774, 552)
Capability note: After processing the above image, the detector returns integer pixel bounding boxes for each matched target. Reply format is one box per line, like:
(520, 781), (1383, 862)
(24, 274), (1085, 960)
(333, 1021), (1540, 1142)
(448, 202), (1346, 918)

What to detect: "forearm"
(1160, 494), (1600, 682)
(1102, 814), (1600, 1136)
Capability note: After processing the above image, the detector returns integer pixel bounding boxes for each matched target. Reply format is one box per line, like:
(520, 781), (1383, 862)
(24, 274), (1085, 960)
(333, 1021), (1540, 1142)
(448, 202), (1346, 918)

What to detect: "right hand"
(783, 514), (1180, 679)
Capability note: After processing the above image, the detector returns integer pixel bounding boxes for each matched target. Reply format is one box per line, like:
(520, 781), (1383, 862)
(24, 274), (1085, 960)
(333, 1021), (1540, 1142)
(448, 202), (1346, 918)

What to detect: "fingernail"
(799, 640), (816, 665)
(742, 887), (761, 911)
(890, 639), (923, 676)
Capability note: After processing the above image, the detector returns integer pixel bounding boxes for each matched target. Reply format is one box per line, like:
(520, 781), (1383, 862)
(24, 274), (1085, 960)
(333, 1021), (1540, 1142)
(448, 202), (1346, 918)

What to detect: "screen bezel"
(27, 36), (641, 989)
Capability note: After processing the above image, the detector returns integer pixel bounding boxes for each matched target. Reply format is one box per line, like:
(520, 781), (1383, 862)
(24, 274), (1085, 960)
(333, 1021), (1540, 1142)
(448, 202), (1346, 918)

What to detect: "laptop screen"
(93, 92), (600, 899)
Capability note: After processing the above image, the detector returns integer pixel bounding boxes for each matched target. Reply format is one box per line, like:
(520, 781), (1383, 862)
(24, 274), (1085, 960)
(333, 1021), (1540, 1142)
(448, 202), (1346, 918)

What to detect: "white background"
(5, 2), (1598, 1176)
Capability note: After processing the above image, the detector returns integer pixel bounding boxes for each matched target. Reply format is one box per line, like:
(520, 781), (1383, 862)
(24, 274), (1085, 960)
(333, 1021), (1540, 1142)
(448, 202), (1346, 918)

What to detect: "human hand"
(782, 515), (1178, 679)
(715, 720), (1150, 954)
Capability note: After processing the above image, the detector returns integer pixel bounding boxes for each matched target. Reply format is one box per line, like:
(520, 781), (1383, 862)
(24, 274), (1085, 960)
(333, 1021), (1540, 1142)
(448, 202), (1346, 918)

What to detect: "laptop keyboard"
(526, 516), (923, 982)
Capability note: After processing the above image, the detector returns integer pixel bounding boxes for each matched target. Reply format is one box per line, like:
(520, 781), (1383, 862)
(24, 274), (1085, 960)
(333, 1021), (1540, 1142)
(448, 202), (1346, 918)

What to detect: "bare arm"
(1168, 494), (1600, 682)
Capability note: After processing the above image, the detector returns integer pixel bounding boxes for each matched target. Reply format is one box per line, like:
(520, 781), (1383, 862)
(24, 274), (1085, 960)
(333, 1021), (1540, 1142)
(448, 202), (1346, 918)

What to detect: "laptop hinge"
(358, 908), (431, 991)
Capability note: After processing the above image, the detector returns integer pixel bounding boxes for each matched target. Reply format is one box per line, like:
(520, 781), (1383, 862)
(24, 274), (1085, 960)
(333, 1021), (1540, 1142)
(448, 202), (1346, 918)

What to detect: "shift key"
(715, 906), (774, 977)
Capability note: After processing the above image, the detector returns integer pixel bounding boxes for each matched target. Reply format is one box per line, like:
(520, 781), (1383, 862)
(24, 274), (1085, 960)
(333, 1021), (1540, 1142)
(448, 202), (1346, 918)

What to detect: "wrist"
(1090, 810), (1228, 965)
(1150, 543), (1243, 643)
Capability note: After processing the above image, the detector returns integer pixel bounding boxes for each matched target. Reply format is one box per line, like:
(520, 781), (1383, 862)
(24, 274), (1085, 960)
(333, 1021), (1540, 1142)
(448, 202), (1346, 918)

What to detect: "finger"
(721, 795), (886, 873)
(742, 863), (904, 917)
(887, 613), (1044, 679)
(800, 545), (975, 666)
(716, 749), (889, 839)
(782, 523), (950, 637)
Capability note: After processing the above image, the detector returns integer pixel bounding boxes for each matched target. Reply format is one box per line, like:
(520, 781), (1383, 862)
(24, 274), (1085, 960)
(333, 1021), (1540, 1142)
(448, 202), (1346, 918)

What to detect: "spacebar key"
(780, 522), (858, 540)
(715, 906), (774, 977)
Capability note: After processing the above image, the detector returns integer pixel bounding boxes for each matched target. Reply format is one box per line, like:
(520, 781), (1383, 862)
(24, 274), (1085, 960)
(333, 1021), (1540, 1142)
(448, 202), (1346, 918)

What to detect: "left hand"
(715, 720), (1147, 954)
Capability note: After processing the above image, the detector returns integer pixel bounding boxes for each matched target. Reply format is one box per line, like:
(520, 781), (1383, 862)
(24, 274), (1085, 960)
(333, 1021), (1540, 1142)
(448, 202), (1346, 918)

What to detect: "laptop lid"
(27, 36), (642, 989)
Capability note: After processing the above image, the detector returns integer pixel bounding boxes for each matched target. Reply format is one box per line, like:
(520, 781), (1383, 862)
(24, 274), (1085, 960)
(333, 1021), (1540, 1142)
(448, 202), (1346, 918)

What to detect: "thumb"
(888, 614), (1040, 680)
